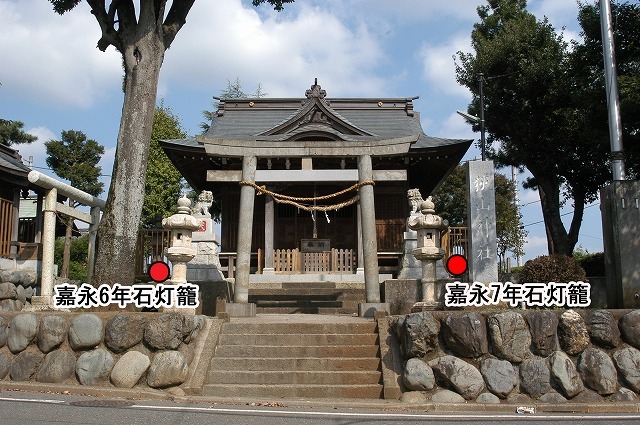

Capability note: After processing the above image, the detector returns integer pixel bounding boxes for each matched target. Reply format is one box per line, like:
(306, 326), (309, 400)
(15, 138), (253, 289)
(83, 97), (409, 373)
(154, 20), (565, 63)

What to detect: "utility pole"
(600, 0), (625, 180)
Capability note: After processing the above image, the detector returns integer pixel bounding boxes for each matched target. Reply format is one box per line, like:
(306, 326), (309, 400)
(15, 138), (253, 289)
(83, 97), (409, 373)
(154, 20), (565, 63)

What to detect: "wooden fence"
(0, 197), (13, 258)
(441, 226), (468, 263)
(273, 248), (355, 274)
(135, 228), (171, 278)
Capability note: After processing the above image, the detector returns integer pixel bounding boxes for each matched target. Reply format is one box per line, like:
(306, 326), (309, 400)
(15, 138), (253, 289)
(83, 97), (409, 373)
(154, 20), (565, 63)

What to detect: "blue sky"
(0, 0), (607, 261)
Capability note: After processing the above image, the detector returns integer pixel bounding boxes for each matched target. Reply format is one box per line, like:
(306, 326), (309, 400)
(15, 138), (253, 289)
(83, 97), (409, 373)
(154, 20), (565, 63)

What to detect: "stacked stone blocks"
(0, 312), (205, 390)
(394, 309), (640, 404)
(0, 270), (38, 312)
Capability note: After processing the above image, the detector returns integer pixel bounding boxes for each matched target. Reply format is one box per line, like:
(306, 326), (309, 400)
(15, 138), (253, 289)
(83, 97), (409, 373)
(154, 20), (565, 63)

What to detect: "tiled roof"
(205, 97), (467, 149)
(201, 82), (470, 150)
(0, 144), (30, 176)
(160, 82), (472, 195)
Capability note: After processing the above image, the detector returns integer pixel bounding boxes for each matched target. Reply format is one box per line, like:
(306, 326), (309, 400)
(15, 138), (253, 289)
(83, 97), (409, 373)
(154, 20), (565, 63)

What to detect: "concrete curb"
(1, 381), (639, 414)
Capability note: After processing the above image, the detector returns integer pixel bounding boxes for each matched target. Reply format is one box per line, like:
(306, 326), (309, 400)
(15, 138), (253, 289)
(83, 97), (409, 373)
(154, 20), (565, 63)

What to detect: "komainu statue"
(192, 190), (213, 217)
(407, 188), (424, 214)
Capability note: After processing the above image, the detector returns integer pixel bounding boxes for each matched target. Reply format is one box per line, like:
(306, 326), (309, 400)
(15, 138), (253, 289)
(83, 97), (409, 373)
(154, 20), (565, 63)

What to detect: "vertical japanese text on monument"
(466, 161), (499, 283)
(474, 173), (494, 263)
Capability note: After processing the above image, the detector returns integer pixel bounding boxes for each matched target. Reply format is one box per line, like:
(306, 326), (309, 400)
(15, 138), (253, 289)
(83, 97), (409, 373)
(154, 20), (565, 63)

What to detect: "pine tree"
(45, 130), (104, 278)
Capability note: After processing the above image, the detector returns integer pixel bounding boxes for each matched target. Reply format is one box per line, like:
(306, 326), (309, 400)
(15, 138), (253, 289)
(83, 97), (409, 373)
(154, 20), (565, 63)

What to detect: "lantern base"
(411, 301), (443, 312)
(225, 302), (257, 317)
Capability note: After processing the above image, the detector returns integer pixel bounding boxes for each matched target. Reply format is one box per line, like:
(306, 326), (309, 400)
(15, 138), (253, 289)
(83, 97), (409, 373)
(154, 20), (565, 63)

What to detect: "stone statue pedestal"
(188, 218), (226, 283)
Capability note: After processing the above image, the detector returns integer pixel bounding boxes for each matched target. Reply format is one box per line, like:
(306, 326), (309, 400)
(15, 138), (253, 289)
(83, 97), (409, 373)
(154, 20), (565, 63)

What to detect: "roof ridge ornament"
(305, 78), (326, 100)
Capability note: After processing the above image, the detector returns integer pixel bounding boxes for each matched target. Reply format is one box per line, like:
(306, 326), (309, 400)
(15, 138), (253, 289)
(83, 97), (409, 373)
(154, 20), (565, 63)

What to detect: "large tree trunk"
(536, 175), (583, 256)
(93, 33), (165, 285)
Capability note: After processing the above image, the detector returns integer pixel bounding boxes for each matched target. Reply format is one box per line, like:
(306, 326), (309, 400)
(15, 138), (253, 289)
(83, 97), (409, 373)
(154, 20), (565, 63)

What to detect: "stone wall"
(391, 309), (640, 404)
(0, 269), (38, 312)
(0, 311), (206, 391)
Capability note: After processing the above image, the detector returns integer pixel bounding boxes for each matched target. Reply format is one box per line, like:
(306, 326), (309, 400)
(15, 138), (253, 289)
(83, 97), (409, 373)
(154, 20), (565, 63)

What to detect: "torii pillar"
(357, 154), (390, 317)
(226, 155), (257, 317)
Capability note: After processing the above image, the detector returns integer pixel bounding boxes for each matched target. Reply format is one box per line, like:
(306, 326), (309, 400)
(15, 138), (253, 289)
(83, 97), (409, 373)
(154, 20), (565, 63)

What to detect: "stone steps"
(252, 307), (359, 315)
(203, 384), (383, 399)
(208, 370), (381, 385)
(209, 357), (382, 371)
(217, 332), (378, 346)
(203, 317), (383, 399)
(248, 282), (366, 315)
(221, 321), (376, 334)
(215, 343), (379, 358)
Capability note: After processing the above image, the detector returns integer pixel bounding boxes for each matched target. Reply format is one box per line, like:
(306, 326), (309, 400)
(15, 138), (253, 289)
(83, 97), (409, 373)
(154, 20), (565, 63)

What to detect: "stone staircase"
(203, 316), (384, 399)
(248, 282), (366, 315)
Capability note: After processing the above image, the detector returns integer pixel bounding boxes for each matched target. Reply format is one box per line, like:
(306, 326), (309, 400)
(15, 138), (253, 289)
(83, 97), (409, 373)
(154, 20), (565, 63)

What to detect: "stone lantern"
(407, 196), (448, 310)
(162, 196), (202, 311)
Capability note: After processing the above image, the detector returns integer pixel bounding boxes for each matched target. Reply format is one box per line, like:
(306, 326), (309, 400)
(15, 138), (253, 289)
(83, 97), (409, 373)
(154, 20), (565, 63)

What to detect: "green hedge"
(519, 254), (586, 283)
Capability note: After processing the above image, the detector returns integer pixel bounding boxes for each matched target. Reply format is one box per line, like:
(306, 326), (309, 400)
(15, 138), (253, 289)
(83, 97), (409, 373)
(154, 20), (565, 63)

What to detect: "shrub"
(519, 254), (587, 283)
(576, 252), (605, 277)
(54, 235), (89, 282)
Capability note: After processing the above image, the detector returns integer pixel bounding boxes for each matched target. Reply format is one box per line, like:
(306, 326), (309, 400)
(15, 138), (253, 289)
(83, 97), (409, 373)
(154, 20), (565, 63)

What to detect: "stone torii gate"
(205, 143), (414, 317)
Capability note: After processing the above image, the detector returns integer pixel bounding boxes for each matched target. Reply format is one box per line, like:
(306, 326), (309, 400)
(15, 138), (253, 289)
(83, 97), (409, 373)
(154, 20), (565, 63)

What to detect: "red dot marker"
(446, 254), (468, 276)
(148, 261), (170, 283)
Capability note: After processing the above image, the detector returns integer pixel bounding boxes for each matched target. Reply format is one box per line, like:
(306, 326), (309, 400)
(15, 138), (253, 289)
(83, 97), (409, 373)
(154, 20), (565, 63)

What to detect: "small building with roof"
(160, 81), (471, 310)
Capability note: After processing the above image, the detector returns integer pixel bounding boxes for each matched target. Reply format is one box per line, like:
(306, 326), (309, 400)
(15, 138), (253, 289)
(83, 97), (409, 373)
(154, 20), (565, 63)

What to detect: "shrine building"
(160, 81), (471, 310)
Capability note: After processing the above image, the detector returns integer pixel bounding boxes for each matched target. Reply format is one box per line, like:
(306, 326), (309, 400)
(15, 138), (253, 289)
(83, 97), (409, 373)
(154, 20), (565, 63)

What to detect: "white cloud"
(11, 126), (56, 173)
(530, 0), (580, 26)
(523, 235), (548, 261)
(530, 0), (582, 44)
(0, 0), (122, 108)
(519, 188), (541, 206)
(160, 1), (387, 99)
(419, 33), (472, 98)
(437, 111), (476, 140)
(332, 0), (486, 23)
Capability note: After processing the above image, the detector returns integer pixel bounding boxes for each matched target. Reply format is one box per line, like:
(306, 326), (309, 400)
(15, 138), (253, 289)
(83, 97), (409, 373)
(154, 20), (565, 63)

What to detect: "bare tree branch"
(162, 0), (196, 49)
(86, 0), (122, 52)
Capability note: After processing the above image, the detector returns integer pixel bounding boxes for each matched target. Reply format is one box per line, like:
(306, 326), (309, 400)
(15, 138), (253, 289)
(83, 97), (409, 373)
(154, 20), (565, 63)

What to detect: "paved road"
(1, 392), (639, 425)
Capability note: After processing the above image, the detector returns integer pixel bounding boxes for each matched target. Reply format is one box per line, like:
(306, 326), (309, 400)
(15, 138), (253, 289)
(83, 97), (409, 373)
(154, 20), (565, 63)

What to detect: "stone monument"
(466, 160), (498, 283)
(162, 196), (201, 314)
(601, 180), (640, 308)
(408, 196), (448, 310)
(398, 189), (423, 280)
(188, 190), (225, 283)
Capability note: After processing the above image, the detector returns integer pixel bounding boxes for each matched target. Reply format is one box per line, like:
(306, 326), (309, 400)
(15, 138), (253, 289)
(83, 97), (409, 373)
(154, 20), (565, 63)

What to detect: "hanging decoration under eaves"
(238, 180), (375, 212)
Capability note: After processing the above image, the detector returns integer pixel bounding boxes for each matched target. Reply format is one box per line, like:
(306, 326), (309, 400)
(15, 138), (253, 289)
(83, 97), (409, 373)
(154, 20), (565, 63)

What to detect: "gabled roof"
(160, 81), (472, 196)
(202, 80), (468, 150)
(257, 81), (375, 140)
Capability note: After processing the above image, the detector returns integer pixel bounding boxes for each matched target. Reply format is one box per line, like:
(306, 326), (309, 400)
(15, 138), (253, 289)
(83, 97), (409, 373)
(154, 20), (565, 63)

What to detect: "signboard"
(300, 239), (330, 252)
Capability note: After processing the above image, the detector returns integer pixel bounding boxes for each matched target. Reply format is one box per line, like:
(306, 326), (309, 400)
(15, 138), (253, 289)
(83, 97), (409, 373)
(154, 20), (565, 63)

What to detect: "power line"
(521, 203), (599, 228)
(579, 233), (603, 241)
(30, 165), (111, 177)
(520, 199), (541, 207)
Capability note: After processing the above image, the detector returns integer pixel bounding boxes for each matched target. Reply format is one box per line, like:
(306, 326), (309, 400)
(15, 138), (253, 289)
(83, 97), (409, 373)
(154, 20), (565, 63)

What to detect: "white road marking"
(0, 396), (66, 404)
(131, 404), (640, 420)
(1, 396), (638, 421)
